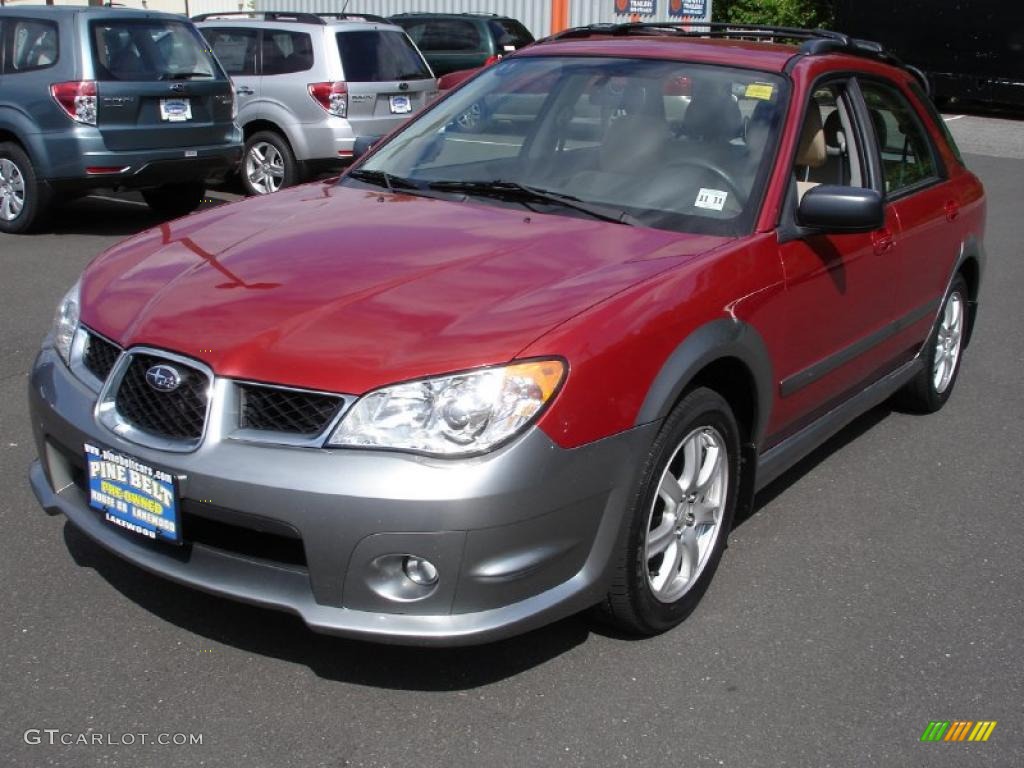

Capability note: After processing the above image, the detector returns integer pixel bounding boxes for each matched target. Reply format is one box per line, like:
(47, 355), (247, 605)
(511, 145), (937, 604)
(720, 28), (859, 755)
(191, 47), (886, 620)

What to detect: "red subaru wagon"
(29, 24), (984, 645)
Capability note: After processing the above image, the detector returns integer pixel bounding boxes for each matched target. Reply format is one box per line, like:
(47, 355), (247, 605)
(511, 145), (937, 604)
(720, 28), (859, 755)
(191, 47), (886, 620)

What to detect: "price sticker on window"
(695, 188), (728, 211)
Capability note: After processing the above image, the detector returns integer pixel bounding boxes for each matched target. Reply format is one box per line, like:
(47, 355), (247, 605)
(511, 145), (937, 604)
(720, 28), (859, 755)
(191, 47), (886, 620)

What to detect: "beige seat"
(795, 105), (827, 201)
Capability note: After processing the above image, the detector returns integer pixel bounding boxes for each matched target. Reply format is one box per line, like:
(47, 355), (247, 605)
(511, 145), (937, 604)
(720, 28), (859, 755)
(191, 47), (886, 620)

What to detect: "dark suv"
(0, 6), (242, 233)
(389, 13), (533, 76)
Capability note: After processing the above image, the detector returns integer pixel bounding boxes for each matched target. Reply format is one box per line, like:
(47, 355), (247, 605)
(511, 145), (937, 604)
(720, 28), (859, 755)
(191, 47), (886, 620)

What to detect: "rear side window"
(5, 18), (59, 72)
(859, 80), (940, 195)
(336, 30), (432, 82)
(201, 27), (257, 76)
(397, 19), (481, 52)
(90, 20), (218, 82)
(909, 81), (964, 165)
(488, 19), (534, 51)
(261, 30), (314, 76)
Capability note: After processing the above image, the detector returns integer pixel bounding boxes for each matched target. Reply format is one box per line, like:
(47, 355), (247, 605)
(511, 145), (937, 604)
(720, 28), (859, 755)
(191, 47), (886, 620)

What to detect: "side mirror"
(352, 136), (381, 161)
(797, 185), (884, 233)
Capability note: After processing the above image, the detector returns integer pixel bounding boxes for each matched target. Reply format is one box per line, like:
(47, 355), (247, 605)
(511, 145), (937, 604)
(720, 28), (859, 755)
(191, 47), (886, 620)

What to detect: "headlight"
(51, 280), (81, 365)
(327, 360), (565, 456)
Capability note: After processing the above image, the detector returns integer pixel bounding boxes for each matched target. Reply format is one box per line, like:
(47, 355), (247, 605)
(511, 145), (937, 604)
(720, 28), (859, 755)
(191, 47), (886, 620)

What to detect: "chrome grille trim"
(95, 348), (215, 453)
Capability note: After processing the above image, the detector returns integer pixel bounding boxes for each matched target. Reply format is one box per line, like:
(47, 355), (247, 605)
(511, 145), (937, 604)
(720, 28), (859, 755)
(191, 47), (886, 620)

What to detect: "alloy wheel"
(0, 158), (26, 222)
(644, 426), (729, 603)
(933, 291), (964, 393)
(245, 142), (286, 194)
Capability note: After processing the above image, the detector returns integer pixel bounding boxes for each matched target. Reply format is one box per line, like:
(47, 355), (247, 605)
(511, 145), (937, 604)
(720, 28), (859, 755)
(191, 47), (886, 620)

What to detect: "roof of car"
(522, 36), (800, 73)
(390, 13), (521, 22)
(0, 5), (184, 19)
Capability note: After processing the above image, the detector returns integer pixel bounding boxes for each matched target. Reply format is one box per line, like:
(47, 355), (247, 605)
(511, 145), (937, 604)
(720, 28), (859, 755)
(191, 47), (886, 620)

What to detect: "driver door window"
(793, 84), (864, 201)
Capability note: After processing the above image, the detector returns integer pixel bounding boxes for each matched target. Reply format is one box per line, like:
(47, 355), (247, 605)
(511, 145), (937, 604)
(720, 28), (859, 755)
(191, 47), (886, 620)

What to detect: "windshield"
(350, 56), (787, 235)
(90, 20), (219, 82)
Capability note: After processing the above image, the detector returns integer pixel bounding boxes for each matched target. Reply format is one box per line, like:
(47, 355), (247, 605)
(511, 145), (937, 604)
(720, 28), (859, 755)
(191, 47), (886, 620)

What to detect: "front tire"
(0, 142), (48, 234)
(896, 275), (969, 413)
(600, 387), (741, 636)
(242, 131), (299, 195)
(141, 181), (205, 219)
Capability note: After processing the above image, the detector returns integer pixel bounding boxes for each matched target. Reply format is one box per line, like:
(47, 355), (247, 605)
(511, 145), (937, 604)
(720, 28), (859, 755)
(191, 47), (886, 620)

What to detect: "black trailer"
(833, 0), (1024, 107)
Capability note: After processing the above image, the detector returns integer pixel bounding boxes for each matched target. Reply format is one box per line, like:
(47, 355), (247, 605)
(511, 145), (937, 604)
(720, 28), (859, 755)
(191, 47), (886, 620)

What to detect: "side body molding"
(635, 317), (774, 447)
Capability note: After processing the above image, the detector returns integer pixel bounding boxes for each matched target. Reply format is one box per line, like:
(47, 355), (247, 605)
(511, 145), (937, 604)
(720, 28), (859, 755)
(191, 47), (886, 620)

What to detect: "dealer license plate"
(389, 95), (412, 114)
(159, 98), (192, 122)
(85, 443), (181, 544)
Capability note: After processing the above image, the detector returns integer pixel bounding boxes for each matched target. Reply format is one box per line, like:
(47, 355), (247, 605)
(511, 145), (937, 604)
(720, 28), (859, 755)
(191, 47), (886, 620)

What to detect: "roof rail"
(191, 11), (327, 24)
(543, 21), (926, 88)
(317, 12), (390, 24)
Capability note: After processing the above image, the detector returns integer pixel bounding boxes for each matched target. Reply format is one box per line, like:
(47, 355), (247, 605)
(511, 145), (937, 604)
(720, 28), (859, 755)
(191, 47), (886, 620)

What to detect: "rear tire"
(242, 131), (299, 195)
(895, 275), (969, 413)
(0, 141), (49, 234)
(141, 181), (205, 219)
(599, 387), (741, 636)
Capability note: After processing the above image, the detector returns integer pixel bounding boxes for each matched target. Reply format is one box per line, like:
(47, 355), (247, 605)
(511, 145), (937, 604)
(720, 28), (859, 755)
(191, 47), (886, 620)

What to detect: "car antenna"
(341, 0), (351, 12)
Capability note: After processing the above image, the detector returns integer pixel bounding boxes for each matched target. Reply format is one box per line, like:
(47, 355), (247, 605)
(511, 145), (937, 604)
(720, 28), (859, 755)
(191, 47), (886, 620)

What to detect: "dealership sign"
(614, 0), (657, 15)
(669, 0), (708, 17)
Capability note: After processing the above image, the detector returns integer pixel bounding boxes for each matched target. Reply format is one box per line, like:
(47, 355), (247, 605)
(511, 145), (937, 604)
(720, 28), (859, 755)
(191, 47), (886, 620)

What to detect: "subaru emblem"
(145, 364), (182, 393)
(170, 82), (186, 92)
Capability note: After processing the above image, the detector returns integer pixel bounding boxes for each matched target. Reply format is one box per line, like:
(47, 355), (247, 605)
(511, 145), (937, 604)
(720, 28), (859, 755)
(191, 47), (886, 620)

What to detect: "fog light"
(403, 556), (438, 586)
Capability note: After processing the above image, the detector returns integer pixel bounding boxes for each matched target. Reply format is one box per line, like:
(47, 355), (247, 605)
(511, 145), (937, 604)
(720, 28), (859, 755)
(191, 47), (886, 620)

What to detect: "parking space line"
(944, 115), (966, 121)
(87, 195), (149, 207)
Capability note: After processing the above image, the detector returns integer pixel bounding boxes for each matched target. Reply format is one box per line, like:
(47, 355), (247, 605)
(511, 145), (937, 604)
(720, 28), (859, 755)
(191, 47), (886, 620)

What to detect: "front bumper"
(28, 347), (655, 646)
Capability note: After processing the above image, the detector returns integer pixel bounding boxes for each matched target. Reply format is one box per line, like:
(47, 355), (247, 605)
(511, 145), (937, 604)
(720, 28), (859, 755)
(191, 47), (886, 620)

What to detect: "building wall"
(254, 0), (712, 39)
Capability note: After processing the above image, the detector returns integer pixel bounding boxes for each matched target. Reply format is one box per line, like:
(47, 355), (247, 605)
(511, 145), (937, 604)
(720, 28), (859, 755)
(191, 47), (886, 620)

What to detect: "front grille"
(239, 384), (343, 436)
(82, 331), (120, 381)
(114, 354), (209, 441)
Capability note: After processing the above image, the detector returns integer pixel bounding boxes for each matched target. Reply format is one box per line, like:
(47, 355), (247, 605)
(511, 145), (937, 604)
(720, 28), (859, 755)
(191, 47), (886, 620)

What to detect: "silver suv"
(194, 12), (436, 195)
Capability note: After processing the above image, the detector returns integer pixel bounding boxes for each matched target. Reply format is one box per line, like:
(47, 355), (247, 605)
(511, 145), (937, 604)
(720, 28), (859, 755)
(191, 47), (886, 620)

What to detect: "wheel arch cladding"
(636, 318), (773, 447)
(958, 233), (984, 348)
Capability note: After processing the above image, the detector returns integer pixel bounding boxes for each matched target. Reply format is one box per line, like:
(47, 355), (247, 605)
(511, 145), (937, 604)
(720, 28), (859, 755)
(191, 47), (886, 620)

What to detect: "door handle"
(235, 86), (254, 96)
(871, 229), (895, 255)
(944, 200), (961, 222)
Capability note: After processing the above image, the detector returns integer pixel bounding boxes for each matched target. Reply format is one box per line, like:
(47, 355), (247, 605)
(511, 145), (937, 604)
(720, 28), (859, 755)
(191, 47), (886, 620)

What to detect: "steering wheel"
(671, 157), (748, 209)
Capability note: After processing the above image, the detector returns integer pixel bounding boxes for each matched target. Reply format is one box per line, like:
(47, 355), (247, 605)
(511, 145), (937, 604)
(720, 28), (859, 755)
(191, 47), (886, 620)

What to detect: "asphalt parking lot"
(2, 114), (1022, 768)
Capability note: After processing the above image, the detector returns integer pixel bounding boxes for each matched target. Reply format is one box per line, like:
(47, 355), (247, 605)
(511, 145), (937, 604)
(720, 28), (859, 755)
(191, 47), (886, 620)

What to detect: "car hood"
(81, 182), (728, 394)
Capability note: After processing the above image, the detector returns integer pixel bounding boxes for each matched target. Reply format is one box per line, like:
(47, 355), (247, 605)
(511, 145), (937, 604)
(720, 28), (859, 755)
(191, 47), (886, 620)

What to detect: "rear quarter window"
(261, 30), (314, 76)
(4, 18), (59, 72)
(397, 19), (482, 52)
(336, 29), (432, 82)
(488, 19), (534, 51)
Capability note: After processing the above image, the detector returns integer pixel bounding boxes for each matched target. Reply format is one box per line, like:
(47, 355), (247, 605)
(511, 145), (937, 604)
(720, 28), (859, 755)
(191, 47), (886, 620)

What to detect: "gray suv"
(0, 6), (242, 234)
(195, 12), (436, 196)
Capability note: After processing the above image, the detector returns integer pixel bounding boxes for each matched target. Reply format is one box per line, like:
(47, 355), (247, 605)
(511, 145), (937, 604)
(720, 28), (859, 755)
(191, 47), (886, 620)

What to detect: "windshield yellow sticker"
(745, 83), (775, 101)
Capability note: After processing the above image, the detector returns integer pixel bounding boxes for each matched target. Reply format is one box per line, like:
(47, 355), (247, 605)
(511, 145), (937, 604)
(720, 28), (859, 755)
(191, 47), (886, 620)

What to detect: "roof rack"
(543, 22), (929, 93)
(191, 11), (390, 25)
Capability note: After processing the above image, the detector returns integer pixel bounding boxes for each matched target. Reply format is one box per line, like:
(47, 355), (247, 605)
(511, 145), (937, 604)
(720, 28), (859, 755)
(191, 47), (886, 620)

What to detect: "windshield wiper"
(159, 72), (213, 80)
(425, 180), (637, 226)
(347, 168), (422, 193)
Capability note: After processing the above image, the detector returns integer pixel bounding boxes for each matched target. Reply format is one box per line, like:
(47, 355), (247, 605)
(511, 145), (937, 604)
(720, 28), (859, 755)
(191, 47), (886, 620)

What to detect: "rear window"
(261, 30), (314, 75)
(397, 19), (483, 52)
(4, 18), (59, 72)
(90, 19), (219, 82)
(336, 30), (432, 82)
(488, 19), (534, 51)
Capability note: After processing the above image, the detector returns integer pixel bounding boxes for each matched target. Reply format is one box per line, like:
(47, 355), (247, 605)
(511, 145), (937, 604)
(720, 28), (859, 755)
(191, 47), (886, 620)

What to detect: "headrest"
(683, 90), (743, 142)
(823, 110), (845, 148)
(795, 106), (826, 168)
(601, 115), (671, 174)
